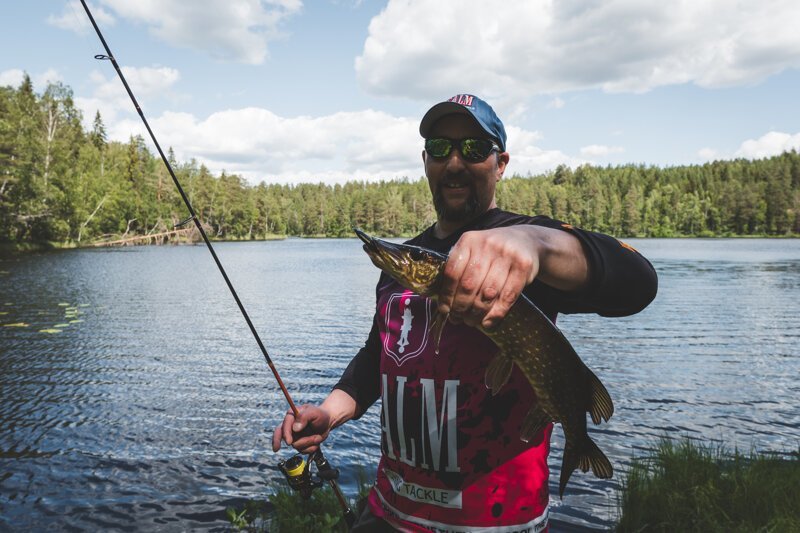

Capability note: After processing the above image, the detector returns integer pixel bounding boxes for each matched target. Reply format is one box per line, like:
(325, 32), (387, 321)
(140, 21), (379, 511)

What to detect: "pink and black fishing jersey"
(336, 208), (657, 532)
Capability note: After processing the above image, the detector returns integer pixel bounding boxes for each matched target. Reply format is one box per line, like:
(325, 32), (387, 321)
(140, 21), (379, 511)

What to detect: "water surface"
(1, 238), (798, 531)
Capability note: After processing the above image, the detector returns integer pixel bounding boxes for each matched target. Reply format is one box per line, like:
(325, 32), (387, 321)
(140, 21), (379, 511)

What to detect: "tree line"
(1, 76), (798, 245)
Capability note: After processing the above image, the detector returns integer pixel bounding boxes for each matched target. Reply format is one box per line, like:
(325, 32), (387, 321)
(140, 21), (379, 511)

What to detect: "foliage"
(2, 76), (799, 246)
(227, 468), (373, 533)
(615, 438), (800, 532)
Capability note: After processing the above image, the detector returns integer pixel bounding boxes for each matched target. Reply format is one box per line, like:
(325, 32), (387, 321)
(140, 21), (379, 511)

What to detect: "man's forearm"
(320, 389), (358, 430)
(525, 225), (590, 292)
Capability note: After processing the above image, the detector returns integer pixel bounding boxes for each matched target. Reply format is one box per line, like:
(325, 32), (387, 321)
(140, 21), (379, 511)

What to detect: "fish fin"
(520, 406), (551, 445)
(484, 354), (514, 395)
(586, 369), (614, 424)
(428, 310), (448, 354)
(559, 436), (613, 499)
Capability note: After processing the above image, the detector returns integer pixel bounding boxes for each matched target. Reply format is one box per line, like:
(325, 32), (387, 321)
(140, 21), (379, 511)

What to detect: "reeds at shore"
(615, 438), (800, 532)
(228, 440), (800, 532)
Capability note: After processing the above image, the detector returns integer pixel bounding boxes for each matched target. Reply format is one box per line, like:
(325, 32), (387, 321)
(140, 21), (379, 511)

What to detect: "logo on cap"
(448, 94), (475, 109)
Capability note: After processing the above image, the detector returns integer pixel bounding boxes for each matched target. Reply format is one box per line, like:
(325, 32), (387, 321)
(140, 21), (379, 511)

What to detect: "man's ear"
(496, 152), (510, 180)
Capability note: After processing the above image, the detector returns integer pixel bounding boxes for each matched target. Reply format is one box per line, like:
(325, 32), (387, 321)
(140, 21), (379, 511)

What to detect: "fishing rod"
(77, 1), (355, 526)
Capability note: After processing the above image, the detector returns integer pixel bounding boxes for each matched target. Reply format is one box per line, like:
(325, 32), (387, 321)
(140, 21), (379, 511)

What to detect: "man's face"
(423, 114), (509, 226)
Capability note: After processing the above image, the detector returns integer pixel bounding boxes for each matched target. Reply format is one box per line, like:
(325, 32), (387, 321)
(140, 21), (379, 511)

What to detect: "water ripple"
(1, 238), (799, 530)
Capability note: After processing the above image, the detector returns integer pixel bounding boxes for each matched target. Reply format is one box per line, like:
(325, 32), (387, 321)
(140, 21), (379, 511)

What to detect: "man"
(273, 94), (657, 531)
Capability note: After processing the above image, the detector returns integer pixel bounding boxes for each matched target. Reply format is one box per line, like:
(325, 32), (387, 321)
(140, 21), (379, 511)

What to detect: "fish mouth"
(354, 227), (398, 263)
(354, 226), (378, 252)
(353, 227), (410, 275)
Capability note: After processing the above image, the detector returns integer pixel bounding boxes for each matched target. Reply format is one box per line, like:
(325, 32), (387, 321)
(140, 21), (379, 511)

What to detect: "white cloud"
(47, 1), (115, 34)
(0, 69), (24, 87)
(356, 0), (800, 105)
(107, 108), (422, 184)
(99, 107), (571, 185)
(0, 68), (63, 89)
(734, 131), (800, 159)
(74, 66), (181, 127)
(97, 0), (302, 64)
(580, 144), (624, 157)
(697, 147), (720, 161)
(547, 97), (565, 110)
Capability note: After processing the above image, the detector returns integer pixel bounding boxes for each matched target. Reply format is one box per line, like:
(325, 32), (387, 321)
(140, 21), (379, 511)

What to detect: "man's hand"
(271, 390), (357, 455)
(272, 404), (332, 455)
(437, 225), (589, 329)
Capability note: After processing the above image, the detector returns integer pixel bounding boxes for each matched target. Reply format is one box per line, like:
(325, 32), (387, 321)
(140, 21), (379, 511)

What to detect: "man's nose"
(443, 147), (468, 171)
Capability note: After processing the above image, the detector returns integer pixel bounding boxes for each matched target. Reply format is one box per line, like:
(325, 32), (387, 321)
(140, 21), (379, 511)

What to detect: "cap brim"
(419, 102), (481, 138)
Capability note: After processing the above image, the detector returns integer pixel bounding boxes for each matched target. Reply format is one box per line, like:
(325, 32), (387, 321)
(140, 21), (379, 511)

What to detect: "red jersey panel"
(367, 282), (552, 532)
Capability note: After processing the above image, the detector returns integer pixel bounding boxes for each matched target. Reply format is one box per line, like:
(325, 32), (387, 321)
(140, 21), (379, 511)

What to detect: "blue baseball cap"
(419, 94), (507, 152)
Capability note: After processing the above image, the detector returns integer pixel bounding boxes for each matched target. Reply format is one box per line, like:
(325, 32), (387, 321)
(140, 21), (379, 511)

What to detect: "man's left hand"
(437, 226), (540, 330)
(436, 225), (590, 329)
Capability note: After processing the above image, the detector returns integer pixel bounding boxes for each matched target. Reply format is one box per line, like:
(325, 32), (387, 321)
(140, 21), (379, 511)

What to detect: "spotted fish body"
(355, 228), (614, 498)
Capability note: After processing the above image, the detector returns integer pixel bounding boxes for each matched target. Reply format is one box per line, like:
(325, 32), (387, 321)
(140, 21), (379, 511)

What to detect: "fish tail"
(559, 436), (613, 499)
(586, 368), (614, 424)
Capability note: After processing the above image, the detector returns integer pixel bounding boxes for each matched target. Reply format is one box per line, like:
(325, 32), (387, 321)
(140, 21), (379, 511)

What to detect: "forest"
(1, 76), (798, 246)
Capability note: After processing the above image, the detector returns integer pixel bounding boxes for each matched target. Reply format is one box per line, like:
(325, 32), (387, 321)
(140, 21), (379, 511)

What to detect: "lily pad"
(0, 312), (7, 316)
(3, 322), (29, 327)
(39, 329), (62, 334)
(54, 323), (70, 328)
(69, 319), (84, 324)
(58, 303), (70, 307)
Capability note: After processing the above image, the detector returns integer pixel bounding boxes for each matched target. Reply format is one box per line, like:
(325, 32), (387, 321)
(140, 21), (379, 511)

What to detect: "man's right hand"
(271, 390), (357, 454)
(272, 403), (333, 454)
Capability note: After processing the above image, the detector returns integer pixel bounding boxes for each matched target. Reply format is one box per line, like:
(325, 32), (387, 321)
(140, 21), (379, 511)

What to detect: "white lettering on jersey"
(381, 374), (460, 472)
(383, 468), (463, 509)
(420, 378), (460, 473)
(395, 375), (416, 466)
(381, 373), (397, 460)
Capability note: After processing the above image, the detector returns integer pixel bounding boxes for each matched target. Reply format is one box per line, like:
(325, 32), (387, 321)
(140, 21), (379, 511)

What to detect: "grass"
(616, 438), (800, 532)
(227, 469), (372, 532)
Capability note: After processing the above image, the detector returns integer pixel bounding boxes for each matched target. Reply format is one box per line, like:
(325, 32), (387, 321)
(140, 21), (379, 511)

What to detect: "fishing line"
(76, 0), (354, 525)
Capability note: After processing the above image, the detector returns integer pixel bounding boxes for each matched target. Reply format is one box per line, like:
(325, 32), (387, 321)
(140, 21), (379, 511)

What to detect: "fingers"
(481, 265), (527, 329)
(475, 258), (512, 328)
(437, 243), (471, 316)
(272, 411), (296, 452)
(271, 405), (331, 454)
(290, 433), (325, 455)
(439, 228), (539, 328)
(440, 234), (494, 324)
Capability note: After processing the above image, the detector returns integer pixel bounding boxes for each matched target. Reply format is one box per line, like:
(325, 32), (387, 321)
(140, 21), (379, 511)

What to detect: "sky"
(2, 0), (800, 186)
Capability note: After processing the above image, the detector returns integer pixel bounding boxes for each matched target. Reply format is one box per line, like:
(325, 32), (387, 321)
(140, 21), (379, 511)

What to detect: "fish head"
(354, 228), (446, 297)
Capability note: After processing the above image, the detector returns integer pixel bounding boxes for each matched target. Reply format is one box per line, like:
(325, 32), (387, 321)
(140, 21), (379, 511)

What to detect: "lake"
(1, 238), (799, 531)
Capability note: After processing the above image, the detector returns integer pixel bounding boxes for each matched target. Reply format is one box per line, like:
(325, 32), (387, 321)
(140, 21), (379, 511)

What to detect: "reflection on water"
(1, 238), (799, 531)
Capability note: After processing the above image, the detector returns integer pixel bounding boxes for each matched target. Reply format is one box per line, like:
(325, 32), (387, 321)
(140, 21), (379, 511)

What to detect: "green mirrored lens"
(425, 138), (452, 158)
(461, 139), (493, 161)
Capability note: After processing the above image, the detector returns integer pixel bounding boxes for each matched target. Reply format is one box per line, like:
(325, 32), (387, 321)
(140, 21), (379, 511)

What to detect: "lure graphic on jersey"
(382, 291), (432, 366)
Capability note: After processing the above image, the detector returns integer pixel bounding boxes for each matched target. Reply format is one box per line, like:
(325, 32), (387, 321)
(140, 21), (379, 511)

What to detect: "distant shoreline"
(3, 233), (799, 255)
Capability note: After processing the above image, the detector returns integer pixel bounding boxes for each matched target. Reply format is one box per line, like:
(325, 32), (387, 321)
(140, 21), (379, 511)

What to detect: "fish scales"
(355, 228), (615, 498)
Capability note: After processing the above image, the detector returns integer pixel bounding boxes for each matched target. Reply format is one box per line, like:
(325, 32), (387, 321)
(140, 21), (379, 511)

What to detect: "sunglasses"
(424, 137), (501, 162)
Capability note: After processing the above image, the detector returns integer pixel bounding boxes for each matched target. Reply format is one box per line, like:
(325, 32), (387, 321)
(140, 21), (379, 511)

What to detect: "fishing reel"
(278, 450), (341, 500)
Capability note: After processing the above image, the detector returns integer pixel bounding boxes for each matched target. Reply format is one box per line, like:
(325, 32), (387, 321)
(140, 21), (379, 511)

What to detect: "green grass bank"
(615, 438), (800, 532)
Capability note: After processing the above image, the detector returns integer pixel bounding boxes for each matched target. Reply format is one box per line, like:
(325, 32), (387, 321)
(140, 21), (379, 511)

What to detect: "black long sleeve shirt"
(334, 208), (658, 418)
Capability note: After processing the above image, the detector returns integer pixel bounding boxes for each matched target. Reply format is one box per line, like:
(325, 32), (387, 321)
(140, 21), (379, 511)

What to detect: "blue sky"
(2, 0), (800, 185)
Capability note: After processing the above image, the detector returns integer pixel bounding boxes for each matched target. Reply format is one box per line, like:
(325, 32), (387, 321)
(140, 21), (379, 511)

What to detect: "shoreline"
(2, 233), (799, 255)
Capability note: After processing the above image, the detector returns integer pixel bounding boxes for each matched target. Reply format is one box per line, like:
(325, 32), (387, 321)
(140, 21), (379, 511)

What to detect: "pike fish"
(355, 228), (614, 498)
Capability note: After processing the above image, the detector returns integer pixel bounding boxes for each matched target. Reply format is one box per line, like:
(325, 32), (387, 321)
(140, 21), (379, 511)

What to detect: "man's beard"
(433, 181), (481, 223)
